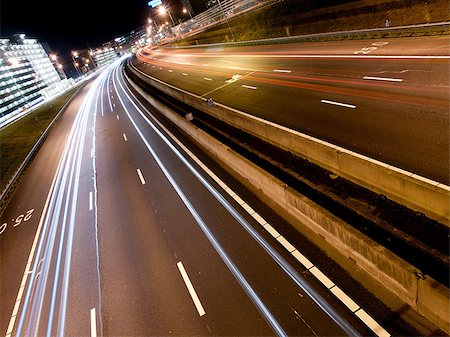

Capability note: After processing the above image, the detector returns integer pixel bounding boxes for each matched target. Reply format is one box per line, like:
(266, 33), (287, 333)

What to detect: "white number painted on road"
(354, 42), (388, 55)
(0, 208), (35, 235)
(0, 223), (7, 235)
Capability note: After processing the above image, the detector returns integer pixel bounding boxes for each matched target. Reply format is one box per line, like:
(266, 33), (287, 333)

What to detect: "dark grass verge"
(0, 84), (83, 213)
(172, 0), (449, 47)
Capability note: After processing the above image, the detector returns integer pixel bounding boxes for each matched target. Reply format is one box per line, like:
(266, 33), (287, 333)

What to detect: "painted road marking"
(122, 133), (128, 142)
(89, 192), (93, 211)
(168, 69), (173, 72)
(321, 99), (356, 109)
(177, 261), (206, 316)
(355, 309), (390, 337)
(5, 164), (59, 337)
(330, 285), (359, 312)
(182, 73), (188, 76)
(137, 168), (146, 185)
(363, 76), (403, 82)
(242, 85), (258, 90)
(273, 69), (291, 73)
(309, 266), (334, 289)
(119, 68), (391, 337)
(116, 115), (120, 120)
(203, 77), (213, 81)
(90, 308), (97, 337)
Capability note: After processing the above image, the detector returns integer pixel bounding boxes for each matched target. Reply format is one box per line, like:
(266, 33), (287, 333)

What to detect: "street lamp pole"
(217, 0), (235, 41)
(71, 51), (82, 77)
(183, 8), (193, 19)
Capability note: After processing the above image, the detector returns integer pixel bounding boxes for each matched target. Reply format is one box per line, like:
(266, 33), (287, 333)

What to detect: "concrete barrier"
(129, 61), (450, 226)
(126, 72), (450, 333)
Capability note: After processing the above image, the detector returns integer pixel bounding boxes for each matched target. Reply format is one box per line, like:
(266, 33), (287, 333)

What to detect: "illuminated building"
(92, 44), (118, 68)
(0, 34), (68, 119)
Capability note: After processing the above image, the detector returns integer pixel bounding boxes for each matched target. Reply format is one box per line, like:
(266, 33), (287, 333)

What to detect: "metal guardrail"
(168, 21), (450, 49)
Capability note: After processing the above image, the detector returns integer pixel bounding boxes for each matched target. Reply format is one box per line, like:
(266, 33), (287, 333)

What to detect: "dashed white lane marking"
(116, 115), (120, 120)
(168, 69), (173, 72)
(123, 77), (390, 337)
(177, 261), (206, 316)
(122, 133), (128, 142)
(320, 99), (356, 109)
(363, 76), (403, 82)
(137, 168), (146, 185)
(273, 69), (292, 73)
(113, 103), (116, 108)
(242, 85), (258, 90)
(182, 73), (188, 76)
(203, 77), (213, 81)
(89, 192), (93, 211)
(202, 64), (209, 66)
(90, 308), (97, 337)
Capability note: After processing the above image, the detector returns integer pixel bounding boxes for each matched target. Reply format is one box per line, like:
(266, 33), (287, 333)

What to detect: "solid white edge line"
(355, 309), (390, 337)
(330, 286), (360, 312)
(136, 168), (146, 185)
(309, 266), (335, 289)
(120, 64), (391, 337)
(90, 308), (97, 337)
(176, 261), (206, 317)
(363, 76), (403, 82)
(5, 160), (60, 337)
(320, 99), (356, 109)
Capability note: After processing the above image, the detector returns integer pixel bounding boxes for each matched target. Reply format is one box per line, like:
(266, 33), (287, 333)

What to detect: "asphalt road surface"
(135, 36), (450, 184)
(0, 57), (396, 337)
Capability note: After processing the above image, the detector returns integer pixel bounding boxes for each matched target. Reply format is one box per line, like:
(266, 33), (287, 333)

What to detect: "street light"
(158, 5), (175, 25)
(148, 17), (158, 30)
(182, 7), (193, 19)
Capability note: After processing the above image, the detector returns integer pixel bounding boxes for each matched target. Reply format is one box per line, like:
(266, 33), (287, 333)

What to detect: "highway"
(0, 57), (397, 336)
(135, 36), (450, 184)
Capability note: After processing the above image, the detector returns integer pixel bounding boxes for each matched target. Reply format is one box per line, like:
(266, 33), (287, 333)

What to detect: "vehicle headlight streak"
(112, 61), (361, 336)
(13, 69), (110, 337)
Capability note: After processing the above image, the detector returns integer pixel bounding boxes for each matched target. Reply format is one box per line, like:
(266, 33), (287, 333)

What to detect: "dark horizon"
(0, 0), (207, 59)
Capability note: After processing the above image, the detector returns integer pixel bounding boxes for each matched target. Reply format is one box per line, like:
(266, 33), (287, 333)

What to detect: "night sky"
(1, 0), (207, 57)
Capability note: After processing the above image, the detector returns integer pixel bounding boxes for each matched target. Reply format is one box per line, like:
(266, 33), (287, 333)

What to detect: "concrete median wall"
(129, 62), (450, 226)
(126, 71), (449, 333)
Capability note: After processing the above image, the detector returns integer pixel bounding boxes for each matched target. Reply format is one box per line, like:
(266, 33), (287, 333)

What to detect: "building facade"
(92, 44), (119, 68)
(0, 34), (67, 118)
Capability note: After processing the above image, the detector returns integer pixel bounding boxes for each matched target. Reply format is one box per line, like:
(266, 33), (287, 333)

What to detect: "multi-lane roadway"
(2, 35), (448, 337)
(136, 36), (450, 184)
(1, 57), (389, 337)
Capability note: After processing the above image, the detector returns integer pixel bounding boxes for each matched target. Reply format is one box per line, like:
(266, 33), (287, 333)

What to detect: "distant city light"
(158, 6), (167, 15)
